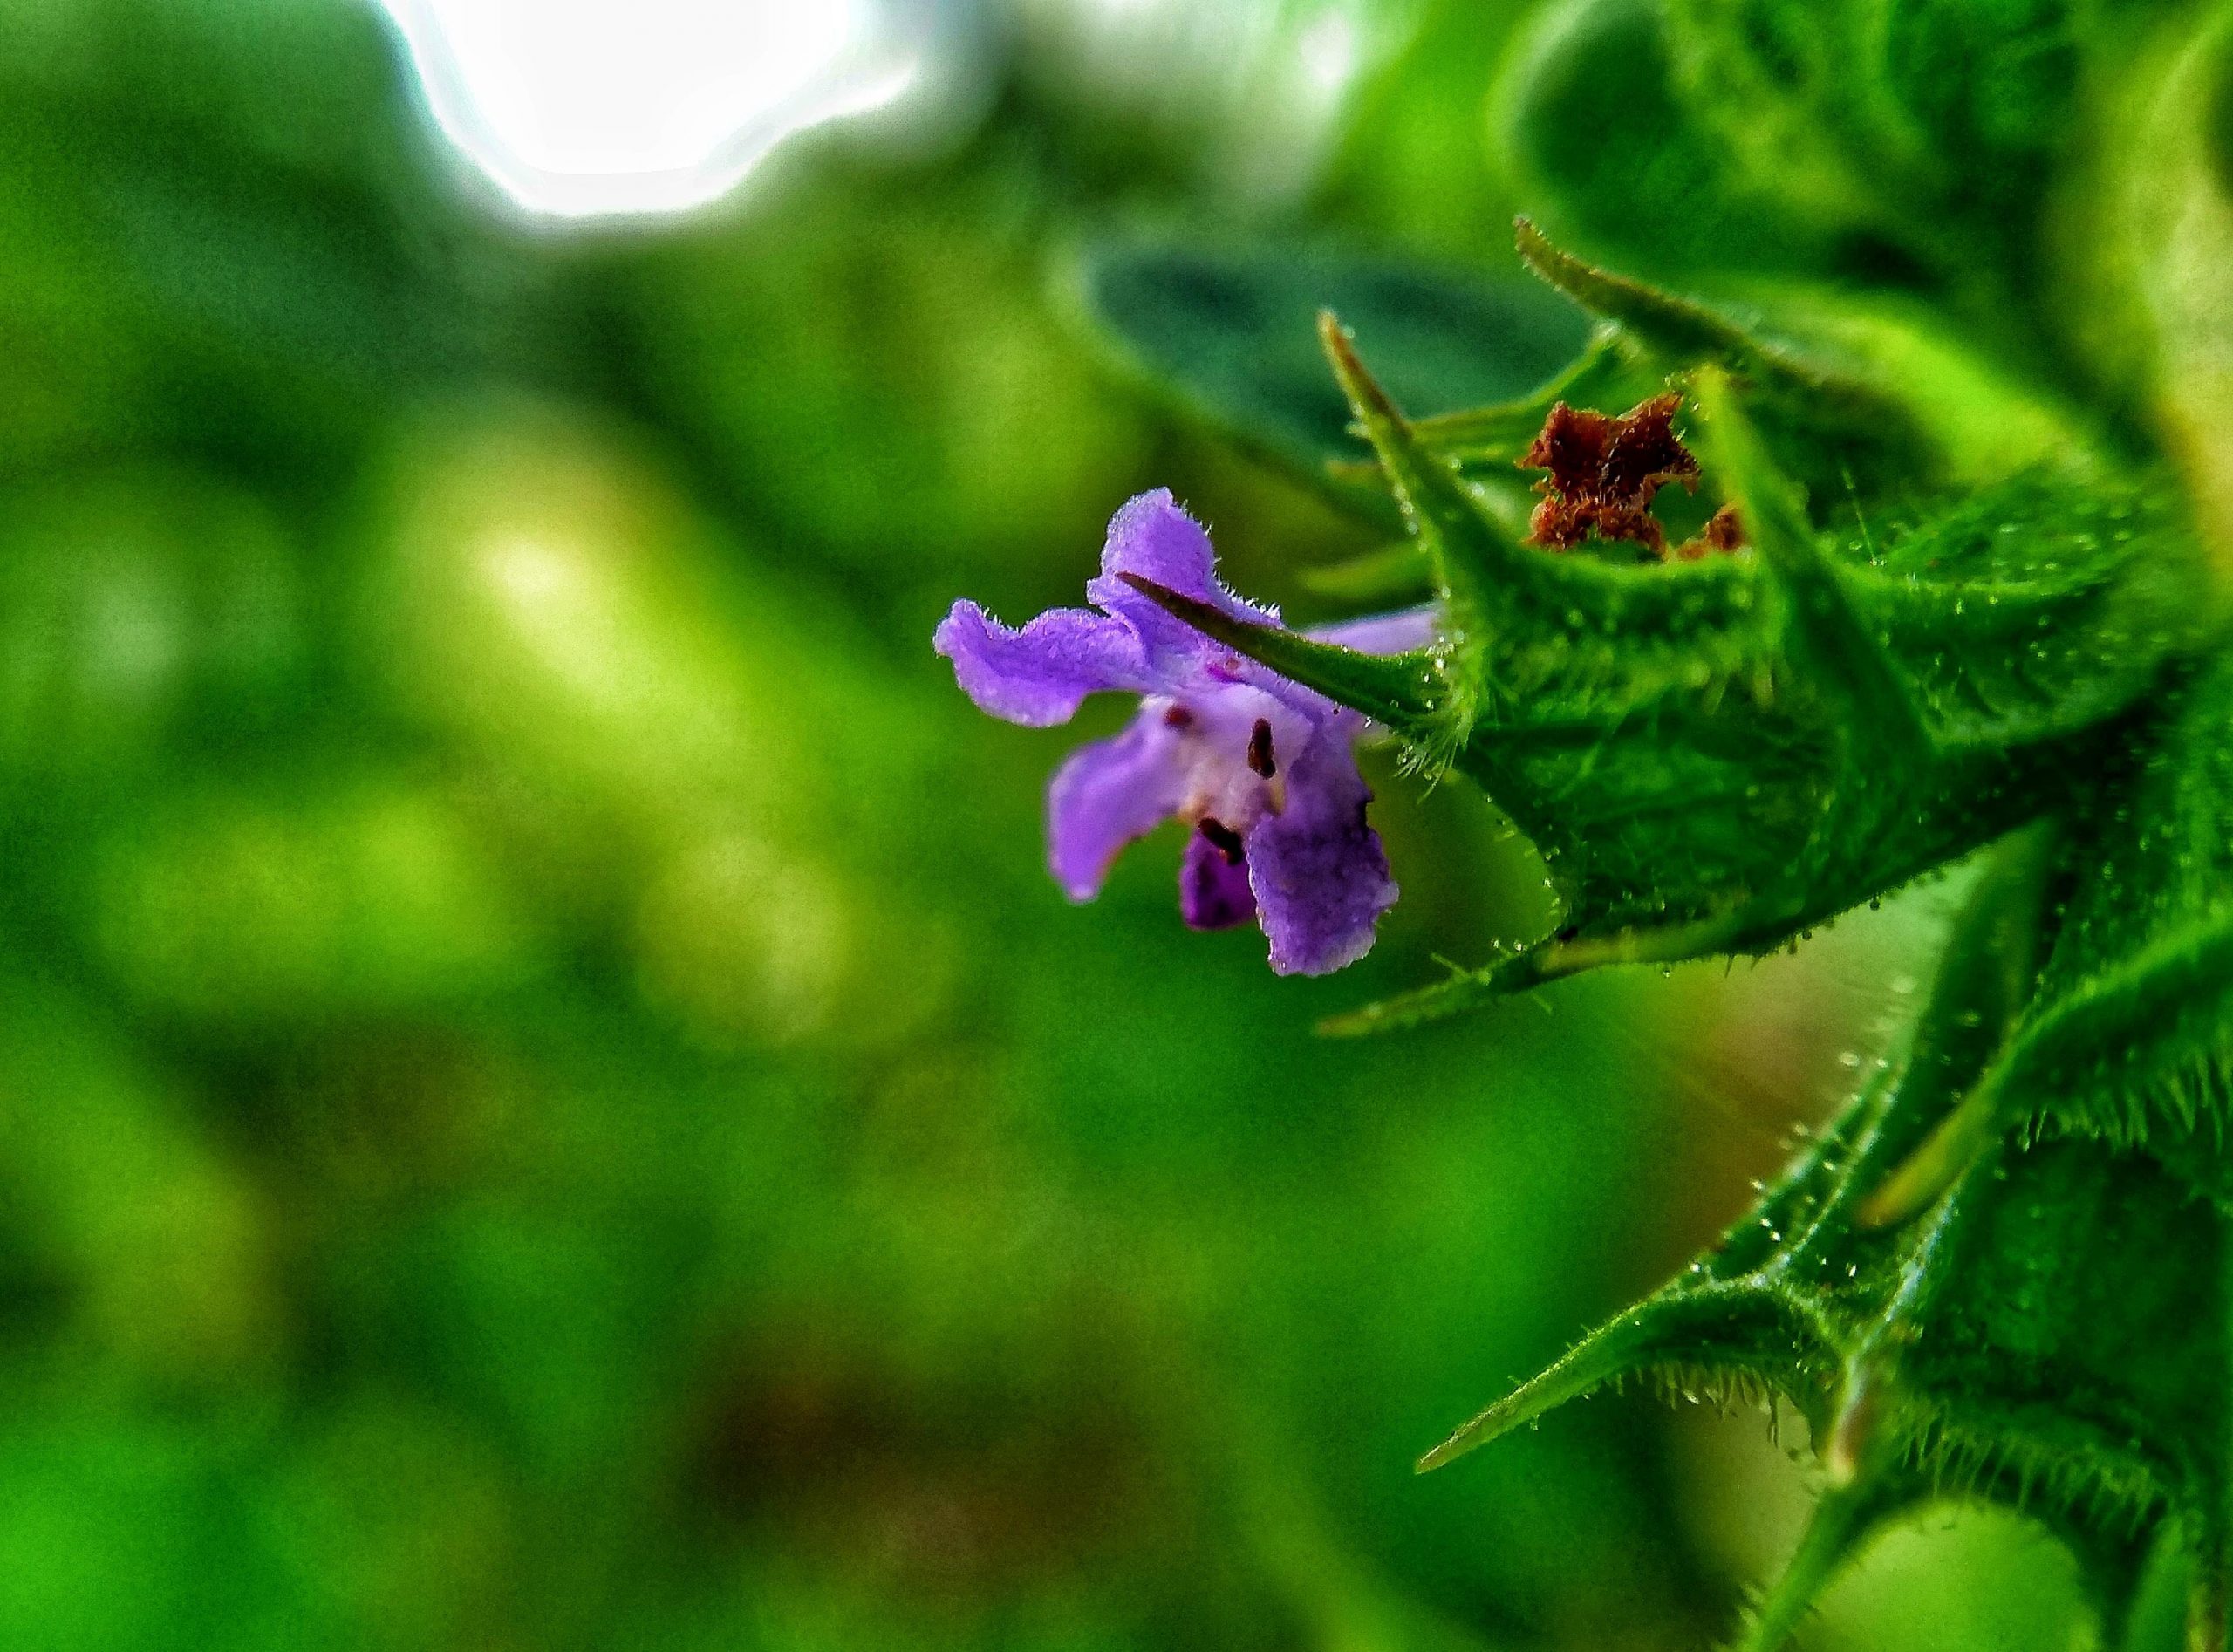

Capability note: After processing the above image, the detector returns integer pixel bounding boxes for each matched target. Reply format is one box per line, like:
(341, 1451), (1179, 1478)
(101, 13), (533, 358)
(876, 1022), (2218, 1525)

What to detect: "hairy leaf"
(1847, 469), (2218, 750)
(1419, 843), (2231, 1647)
(1966, 652), (2233, 1196)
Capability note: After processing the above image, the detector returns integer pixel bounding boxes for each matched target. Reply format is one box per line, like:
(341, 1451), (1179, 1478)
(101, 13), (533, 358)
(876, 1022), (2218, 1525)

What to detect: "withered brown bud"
(1517, 393), (1705, 557)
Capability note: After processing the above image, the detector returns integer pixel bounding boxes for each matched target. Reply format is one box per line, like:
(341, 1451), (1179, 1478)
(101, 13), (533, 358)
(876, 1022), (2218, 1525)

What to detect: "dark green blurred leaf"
(1071, 239), (1592, 511)
(1492, 0), (1832, 279)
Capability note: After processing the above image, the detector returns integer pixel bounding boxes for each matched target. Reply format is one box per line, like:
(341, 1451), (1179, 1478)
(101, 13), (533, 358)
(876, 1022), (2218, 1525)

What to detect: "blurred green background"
(0, 2), (2132, 1648)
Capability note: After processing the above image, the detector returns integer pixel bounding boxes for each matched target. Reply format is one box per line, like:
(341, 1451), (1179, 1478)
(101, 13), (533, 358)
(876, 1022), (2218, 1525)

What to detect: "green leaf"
(1750, 286), (2081, 488)
(1657, 0), (2087, 295)
(1961, 651), (2233, 1196)
(1067, 240), (1593, 512)
(1846, 468), (2219, 751)
(1416, 1282), (1813, 1473)
(1854, 826), (2062, 1229)
(1513, 217), (1779, 378)
(1491, 0), (1833, 277)
(1731, 1478), (1926, 1652)
(1418, 843), (2230, 1648)
(2110, 5), (2233, 556)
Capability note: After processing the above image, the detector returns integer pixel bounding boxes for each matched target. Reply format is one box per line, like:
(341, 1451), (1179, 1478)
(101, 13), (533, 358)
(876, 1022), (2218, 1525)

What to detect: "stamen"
(1246, 718), (1277, 778)
(1198, 818), (1246, 864)
(1163, 704), (1194, 727)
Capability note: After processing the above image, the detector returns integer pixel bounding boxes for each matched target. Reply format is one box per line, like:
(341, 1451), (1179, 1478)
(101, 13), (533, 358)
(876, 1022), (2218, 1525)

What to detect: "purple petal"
(1180, 826), (1258, 931)
(934, 600), (1145, 727)
(1244, 733), (1398, 975)
(1084, 491), (1279, 667)
(1045, 713), (1191, 901)
(1091, 490), (1271, 618)
(1307, 604), (1439, 657)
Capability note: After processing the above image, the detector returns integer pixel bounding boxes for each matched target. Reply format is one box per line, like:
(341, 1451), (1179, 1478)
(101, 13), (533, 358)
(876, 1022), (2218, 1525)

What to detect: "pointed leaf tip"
(1317, 954), (1537, 1038)
(1689, 369), (1924, 746)
(1513, 217), (1746, 368)
(1111, 573), (1437, 727)
(1316, 308), (1403, 429)
(1415, 1299), (1701, 1472)
(1309, 312), (1559, 612)
(1511, 215), (1560, 284)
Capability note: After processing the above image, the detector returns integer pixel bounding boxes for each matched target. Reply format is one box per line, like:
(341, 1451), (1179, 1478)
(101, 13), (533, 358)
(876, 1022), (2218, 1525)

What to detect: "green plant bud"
(1137, 272), (2212, 1027)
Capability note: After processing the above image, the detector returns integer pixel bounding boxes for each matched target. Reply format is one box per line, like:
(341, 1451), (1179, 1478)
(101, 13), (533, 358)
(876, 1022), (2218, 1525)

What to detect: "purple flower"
(934, 489), (1435, 975)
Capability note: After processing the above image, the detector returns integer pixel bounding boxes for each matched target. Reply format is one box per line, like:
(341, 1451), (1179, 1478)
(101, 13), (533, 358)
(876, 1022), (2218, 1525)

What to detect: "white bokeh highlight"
(375, 0), (932, 219)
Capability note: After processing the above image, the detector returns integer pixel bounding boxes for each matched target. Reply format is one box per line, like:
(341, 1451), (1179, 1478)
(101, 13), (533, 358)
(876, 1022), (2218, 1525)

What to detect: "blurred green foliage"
(0, 2), (2158, 1649)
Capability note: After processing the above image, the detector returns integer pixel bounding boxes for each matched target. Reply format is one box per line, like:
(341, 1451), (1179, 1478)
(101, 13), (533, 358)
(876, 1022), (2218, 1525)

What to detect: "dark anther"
(1246, 718), (1277, 778)
(1197, 818), (1246, 864)
(1163, 704), (1194, 727)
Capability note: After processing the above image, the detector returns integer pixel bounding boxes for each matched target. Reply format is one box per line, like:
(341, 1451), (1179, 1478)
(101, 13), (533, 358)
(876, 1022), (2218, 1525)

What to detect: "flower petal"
(1180, 826), (1258, 931)
(934, 600), (1144, 727)
(1045, 712), (1190, 901)
(1085, 490), (1280, 667)
(1307, 604), (1439, 657)
(1244, 733), (1398, 975)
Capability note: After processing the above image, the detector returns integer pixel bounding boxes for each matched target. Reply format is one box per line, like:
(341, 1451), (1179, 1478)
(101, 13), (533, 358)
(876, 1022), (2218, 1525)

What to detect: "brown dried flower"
(1518, 393), (1704, 556)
